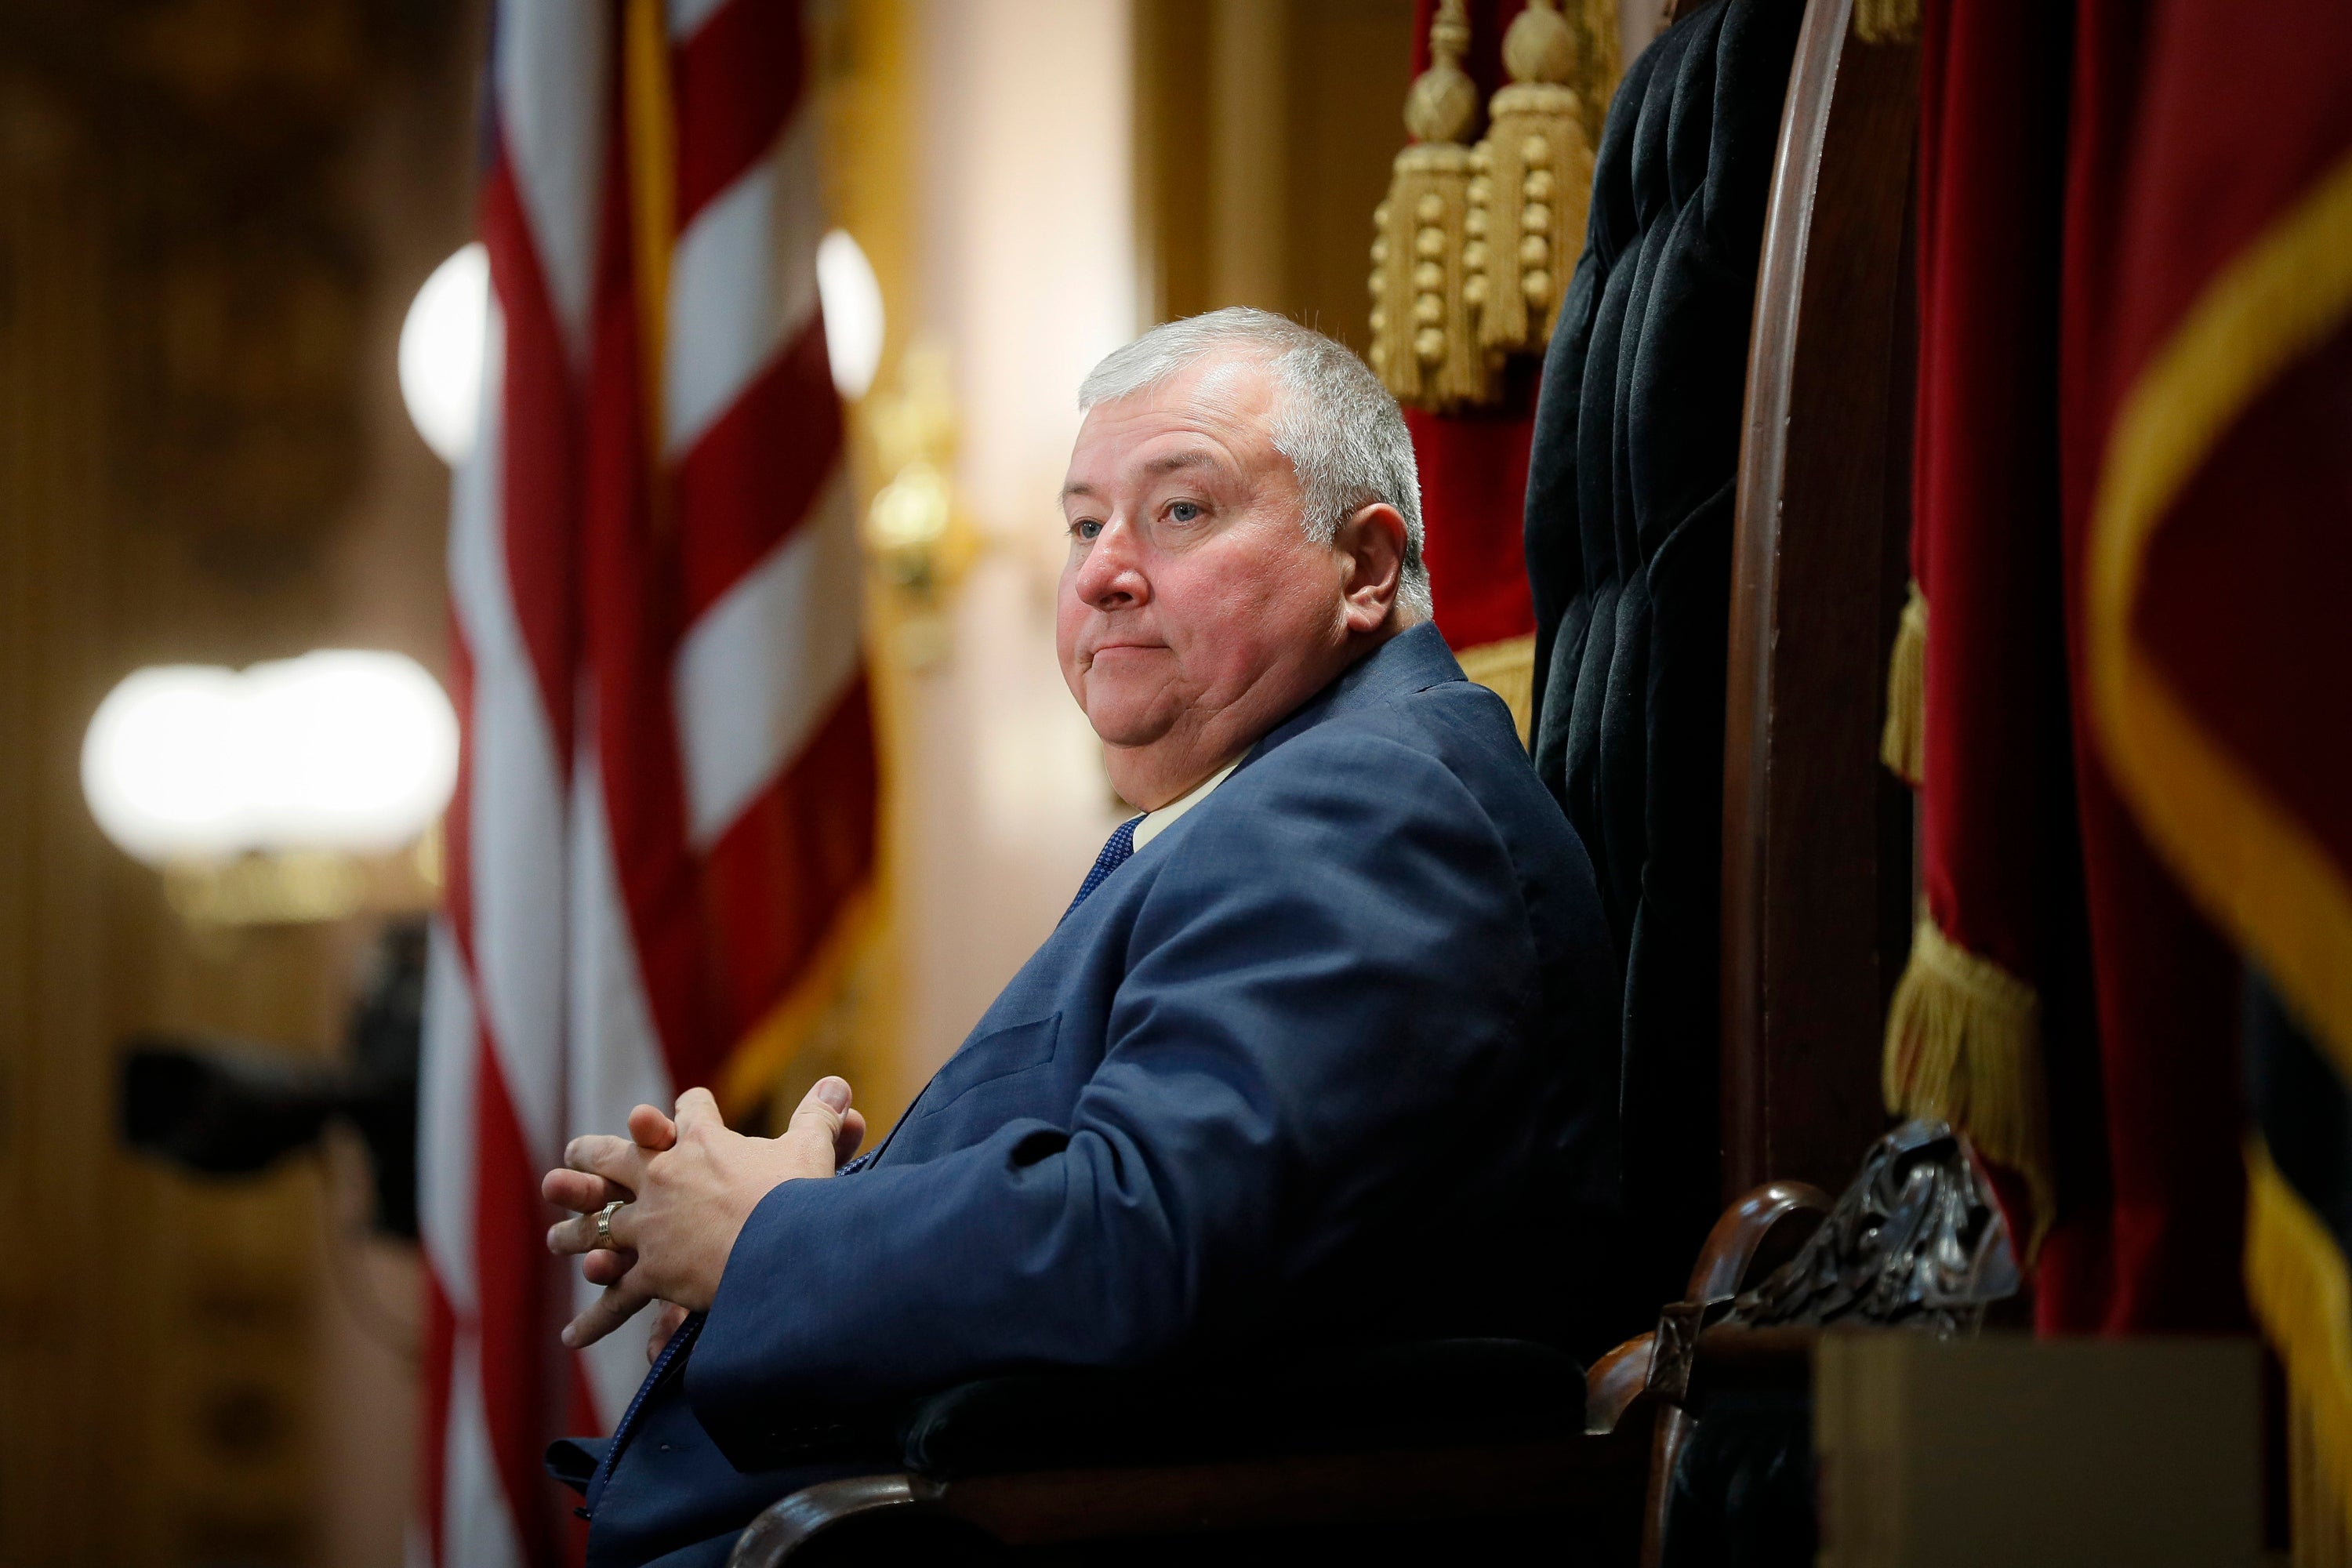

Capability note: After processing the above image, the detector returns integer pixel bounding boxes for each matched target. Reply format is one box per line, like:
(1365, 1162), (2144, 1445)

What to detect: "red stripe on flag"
(673, 0), (806, 227)
(586, 109), (712, 1082)
(416, 1271), (456, 1568)
(440, 620), (480, 980)
(471, 1048), (561, 1567)
(478, 157), (582, 760)
(675, 314), (842, 621)
(698, 676), (879, 1062)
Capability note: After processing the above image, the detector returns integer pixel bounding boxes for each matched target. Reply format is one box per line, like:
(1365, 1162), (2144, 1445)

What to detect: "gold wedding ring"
(594, 1199), (625, 1245)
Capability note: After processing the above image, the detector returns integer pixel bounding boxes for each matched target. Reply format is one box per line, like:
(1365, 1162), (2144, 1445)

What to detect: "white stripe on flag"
(673, 467), (862, 849)
(444, 1332), (527, 1568)
(495, 0), (609, 362)
(448, 299), (568, 1163)
(663, 111), (823, 458)
(417, 916), (480, 1314)
(565, 741), (678, 1426)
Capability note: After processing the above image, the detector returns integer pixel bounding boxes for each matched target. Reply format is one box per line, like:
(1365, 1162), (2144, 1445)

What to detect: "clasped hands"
(543, 1077), (866, 1360)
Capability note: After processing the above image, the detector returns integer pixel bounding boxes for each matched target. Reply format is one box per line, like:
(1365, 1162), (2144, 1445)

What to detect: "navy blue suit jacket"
(574, 622), (1624, 1566)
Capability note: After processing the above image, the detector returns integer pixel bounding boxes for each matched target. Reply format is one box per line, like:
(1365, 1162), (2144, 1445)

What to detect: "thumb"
(781, 1076), (853, 1175)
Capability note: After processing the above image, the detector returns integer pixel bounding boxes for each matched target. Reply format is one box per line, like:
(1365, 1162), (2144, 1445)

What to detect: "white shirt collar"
(1130, 760), (1240, 851)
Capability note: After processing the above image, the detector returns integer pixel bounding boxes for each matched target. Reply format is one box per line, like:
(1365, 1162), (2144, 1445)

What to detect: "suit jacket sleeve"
(684, 725), (1539, 1461)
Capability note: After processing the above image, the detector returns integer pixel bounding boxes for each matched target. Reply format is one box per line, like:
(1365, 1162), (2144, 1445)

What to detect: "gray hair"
(1077, 307), (1432, 622)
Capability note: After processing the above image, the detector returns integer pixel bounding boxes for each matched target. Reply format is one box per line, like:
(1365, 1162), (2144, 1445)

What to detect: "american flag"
(415, 1), (875, 1562)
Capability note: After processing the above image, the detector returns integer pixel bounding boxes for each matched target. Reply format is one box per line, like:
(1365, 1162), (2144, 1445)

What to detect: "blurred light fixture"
(399, 241), (490, 464)
(816, 228), (885, 401)
(83, 651), (459, 866)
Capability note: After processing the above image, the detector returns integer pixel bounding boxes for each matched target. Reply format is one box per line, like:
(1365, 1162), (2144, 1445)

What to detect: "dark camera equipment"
(118, 920), (424, 1239)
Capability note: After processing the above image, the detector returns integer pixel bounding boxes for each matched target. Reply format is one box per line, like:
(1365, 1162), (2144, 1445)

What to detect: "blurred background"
(0, 2), (1671, 1563)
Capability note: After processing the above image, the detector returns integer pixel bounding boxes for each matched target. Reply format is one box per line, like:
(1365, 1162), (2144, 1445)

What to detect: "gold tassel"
(1369, 0), (1497, 410)
(1853, 0), (1920, 45)
(1455, 633), (1538, 747)
(1883, 914), (2053, 1247)
(1467, 0), (1597, 358)
(1880, 578), (1926, 785)
(2248, 1140), (2352, 1559)
(1573, 0), (1621, 145)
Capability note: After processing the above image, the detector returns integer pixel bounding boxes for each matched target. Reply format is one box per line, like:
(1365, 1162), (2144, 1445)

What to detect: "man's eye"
(1167, 500), (1201, 523)
(1073, 519), (1103, 541)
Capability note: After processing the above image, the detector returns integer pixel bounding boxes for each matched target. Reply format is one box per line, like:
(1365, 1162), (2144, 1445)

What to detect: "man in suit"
(542, 307), (1623, 1567)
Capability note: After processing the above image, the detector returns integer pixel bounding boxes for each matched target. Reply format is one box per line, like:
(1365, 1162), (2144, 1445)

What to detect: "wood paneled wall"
(0, 5), (476, 1563)
(1134, 0), (1417, 339)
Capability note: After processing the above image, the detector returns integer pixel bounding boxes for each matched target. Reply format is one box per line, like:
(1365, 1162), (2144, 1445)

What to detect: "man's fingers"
(543, 1167), (628, 1215)
(627, 1102), (679, 1151)
(834, 1107), (867, 1167)
(565, 1132), (649, 1189)
(647, 1301), (690, 1366)
(546, 1200), (637, 1258)
(583, 1247), (637, 1288)
(673, 1086), (724, 1135)
(561, 1279), (652, 1350)
(779, 1076), (854, 1177)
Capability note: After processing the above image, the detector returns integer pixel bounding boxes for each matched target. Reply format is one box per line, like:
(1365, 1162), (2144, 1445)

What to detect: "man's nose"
(1072, 521), (1149, 610)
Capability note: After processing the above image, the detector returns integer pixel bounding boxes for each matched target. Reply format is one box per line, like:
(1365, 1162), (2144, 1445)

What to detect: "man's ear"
(1335, 502), (1409, 633)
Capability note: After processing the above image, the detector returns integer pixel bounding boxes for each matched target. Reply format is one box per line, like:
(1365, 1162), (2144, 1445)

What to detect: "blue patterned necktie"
(1061, 815), (1142, 924)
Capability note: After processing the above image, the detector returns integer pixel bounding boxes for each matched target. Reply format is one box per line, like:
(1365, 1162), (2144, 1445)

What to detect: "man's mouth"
(1087, 641), (1167, 663)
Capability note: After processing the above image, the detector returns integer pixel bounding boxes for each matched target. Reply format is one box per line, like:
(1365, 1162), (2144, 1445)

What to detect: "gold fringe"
(1882, 914), (2053, 1247)
(1879, 579), (1926, 786)
(2249, 1138), (2352, 1556)
(1456, 632), (1538, 747)
(1853, 0), (1919, 45)
(2298, 1389), (2352, 1568)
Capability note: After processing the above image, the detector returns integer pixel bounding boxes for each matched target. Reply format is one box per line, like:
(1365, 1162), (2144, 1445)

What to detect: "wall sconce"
(82, 651), (457, 928)
(862, 342), (975, 666)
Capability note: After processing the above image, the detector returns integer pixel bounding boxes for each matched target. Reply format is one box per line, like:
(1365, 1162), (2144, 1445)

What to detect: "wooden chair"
(724, 1181), (1829, 1568)
(722, 0), (1918, 1558)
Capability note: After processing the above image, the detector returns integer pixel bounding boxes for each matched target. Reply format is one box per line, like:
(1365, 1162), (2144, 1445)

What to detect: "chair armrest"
(1585, 1331), (1657, 1435)
(724, 1475), (922, 1568)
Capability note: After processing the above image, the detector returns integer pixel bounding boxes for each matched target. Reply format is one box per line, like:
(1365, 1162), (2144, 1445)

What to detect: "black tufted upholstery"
(1523, 0), (1806, 1305)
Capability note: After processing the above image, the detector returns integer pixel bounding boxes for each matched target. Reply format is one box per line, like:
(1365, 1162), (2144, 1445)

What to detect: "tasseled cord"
(1883, 914), (2053, 1250)
(1880, 579), (1926, 785)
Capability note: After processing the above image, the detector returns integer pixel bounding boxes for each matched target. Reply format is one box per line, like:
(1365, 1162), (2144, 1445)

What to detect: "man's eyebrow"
(1059, 448), (1225, 505)
(1142, 449), (1221, 477)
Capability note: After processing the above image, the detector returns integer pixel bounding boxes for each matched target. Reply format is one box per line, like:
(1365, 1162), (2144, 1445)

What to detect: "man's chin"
(1083, 699), (1178, 752)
